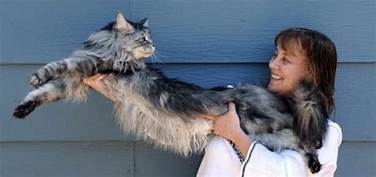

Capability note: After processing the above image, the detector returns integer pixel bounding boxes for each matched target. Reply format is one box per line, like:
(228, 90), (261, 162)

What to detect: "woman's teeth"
(271, 74), (282, 80)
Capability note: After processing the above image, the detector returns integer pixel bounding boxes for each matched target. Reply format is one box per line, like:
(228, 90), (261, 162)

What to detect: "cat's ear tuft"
(140, 18), (149, 28)
(115, 11), (135, 33)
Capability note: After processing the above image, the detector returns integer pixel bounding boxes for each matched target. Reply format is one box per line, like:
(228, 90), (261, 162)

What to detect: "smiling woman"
(271, 28), (337, 112)
(197, 27), (342, 177)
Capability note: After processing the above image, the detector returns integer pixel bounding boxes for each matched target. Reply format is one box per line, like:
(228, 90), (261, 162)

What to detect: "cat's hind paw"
(13, 101), (38, 119)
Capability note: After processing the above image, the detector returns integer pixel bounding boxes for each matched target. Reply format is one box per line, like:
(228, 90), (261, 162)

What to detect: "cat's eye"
(138, 37), (147, 42)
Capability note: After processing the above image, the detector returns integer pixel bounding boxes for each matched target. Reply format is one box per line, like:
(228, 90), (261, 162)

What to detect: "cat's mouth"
(142, 46), (156, 57)
(132, 46), (155, 59)
(145, 46), (155, 55)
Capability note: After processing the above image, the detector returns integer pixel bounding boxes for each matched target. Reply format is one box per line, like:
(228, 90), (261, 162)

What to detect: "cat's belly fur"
(114, 86), (213, 156)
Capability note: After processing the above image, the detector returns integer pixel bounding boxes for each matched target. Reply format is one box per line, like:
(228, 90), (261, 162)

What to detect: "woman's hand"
(83, 74), (115, 102)
(203, 103), (252, 157)
(203, 103), (244, 142)
(83, 74), (108, 88)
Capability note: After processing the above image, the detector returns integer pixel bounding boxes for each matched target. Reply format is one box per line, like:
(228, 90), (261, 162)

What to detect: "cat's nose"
(150, 45), (156, 52)
(145, 46), (155, 54)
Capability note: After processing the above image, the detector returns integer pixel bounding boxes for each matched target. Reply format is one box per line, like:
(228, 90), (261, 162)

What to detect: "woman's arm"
(83, 74), (116, 102)
(197, 136), (306, 177)
(203, 103), (342, 177)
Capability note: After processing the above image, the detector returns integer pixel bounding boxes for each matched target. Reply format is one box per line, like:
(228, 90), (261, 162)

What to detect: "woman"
(84, 27), (342, 177)
(196, 28), (342, 177)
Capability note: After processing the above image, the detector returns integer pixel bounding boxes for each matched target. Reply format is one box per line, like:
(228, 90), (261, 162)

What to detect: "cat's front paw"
(13, 101), (38, 119)
(29, 73), (48, 88)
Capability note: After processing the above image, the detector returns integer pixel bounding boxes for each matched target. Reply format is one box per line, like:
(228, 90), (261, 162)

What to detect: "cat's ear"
(115, 11), (134, 33)
(140, 18), (149, 28)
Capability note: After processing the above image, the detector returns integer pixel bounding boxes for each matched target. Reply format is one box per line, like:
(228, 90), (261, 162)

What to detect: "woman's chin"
(268, 82), (288, 96)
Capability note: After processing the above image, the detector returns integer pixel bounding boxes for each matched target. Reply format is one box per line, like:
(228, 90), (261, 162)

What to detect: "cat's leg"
(30, 59), (70, 87)
(13, 80), (67, 118)
(30, 57), (113, 88)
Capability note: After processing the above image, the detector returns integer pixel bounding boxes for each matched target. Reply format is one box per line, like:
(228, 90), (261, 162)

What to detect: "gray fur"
(14, 12), (327, 173)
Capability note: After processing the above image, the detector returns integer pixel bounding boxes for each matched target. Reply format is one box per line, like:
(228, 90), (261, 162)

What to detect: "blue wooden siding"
(1, 0), (375, 177)
(1, 0), (375, 63)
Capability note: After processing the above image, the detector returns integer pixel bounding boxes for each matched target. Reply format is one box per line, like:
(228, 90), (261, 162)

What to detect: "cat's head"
(83, 11), (155, 72)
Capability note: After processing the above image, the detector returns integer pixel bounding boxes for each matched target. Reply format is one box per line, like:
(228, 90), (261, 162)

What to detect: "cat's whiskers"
(149, 54), (166, 68)
(154, 48), (171, 55)
(151, 54), (162, 63)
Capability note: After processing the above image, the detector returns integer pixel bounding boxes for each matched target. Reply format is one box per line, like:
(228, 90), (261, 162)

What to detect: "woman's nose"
(269, 57), (279, 70)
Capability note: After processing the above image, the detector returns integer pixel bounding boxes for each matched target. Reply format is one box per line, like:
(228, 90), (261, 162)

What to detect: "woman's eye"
(281, 57), (291, 64)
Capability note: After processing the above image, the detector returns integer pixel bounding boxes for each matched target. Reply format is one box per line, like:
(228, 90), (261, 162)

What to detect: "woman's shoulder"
(328, 121), (342, 136)
(328, 120), (341, 130)
(325, 120), (343, 146)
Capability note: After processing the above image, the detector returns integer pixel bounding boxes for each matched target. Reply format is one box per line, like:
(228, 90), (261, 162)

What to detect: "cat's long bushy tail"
(289, 81), (329, 173)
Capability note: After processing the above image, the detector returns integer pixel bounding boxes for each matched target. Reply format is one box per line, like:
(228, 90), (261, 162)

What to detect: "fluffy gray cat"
(13, 12), (327, 173)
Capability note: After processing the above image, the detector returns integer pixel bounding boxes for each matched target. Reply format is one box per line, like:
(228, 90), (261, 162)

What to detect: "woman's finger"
(83, 74), (108, 84)
(200, 114), (217, 120)
(91, 73), (108, 80)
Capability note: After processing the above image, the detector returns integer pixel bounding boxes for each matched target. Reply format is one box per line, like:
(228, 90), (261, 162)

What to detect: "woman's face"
(268, 41), (309, 96)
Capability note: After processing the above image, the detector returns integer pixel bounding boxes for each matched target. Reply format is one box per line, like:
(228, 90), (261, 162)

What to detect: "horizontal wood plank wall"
(1, 142), (135, 177)
(1, 0), (375, 63)
(1, 0), (375, 177)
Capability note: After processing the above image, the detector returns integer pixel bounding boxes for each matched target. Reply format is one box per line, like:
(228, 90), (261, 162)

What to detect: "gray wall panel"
(134, 141), (202, 177)
(336, 142), (376, 177)
(0, 141), (134, 177)
(0, 0), (132, 64)
(334, 63), (376, 141)
(1, 0), (375, 63)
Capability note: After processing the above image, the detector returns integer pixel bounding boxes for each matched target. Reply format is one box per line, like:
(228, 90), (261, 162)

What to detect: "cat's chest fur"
(106, 72), (157, 115)
(102, 71), (213, 156)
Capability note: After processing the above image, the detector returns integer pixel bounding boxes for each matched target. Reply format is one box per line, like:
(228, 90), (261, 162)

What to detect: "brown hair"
(274, 27), (337, 113)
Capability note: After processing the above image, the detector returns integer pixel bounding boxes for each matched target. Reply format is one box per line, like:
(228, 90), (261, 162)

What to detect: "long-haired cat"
(13, 12), (327, 173)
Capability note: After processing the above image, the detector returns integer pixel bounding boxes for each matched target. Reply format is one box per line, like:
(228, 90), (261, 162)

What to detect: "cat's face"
(84, 12), (155, 60)
(114, 12), (155, 60)
(126, 28), (154, 59)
